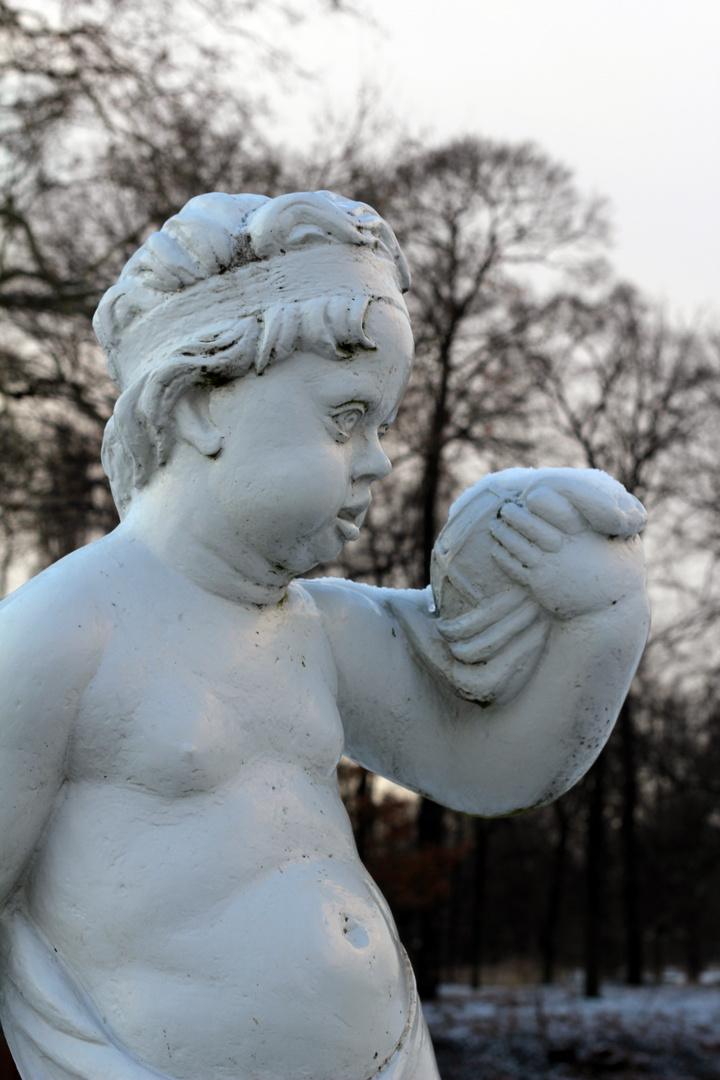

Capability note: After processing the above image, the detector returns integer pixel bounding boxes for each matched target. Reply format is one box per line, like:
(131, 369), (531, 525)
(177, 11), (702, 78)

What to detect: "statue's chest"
(69, 596), (343, 796)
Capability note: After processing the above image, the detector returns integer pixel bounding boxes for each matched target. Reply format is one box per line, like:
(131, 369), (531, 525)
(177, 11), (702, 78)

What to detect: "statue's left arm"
(306, 487), (650, 816)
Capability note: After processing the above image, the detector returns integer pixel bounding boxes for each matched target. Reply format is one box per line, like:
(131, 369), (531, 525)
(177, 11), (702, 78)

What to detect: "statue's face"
(205, 300), (414, 577)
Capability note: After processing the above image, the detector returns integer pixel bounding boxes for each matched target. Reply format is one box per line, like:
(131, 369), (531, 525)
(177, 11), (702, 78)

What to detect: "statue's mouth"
(336, 502), (370, 542)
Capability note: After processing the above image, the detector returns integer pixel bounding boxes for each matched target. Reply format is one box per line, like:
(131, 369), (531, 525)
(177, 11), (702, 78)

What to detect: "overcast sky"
(266, 0), (719, 323)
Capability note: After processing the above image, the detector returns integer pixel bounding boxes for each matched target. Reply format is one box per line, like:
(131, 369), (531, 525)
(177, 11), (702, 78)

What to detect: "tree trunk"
(584, 754), (606, 997)
(414, 797), (446, 1000)
(416, 326), (455, 589)
(353, 768), (373, 865)
(0, 1034), (20, 1080)
(540, 801), (569, 984)
(684, 915), (702, 983)
(470, 818), (489, 988)
(619, 698), (644, 985)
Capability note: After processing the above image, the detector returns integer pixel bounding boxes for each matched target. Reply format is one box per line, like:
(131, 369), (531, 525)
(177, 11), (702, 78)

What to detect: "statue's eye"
(378, 424), (390, 440)
(331, 405), (366, 441)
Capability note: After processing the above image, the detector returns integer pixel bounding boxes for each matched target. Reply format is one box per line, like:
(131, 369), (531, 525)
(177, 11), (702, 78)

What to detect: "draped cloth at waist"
(0, 910), (440, 1080)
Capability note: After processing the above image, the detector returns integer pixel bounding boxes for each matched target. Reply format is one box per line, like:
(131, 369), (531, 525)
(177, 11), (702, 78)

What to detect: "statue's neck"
(118, 496), (292, 608)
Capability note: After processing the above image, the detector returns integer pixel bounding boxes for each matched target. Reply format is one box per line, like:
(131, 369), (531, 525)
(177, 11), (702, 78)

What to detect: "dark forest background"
(1, 0), (719, 1018)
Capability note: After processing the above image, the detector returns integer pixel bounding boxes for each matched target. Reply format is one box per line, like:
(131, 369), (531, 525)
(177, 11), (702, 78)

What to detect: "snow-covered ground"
(424, 979), (720, 1079)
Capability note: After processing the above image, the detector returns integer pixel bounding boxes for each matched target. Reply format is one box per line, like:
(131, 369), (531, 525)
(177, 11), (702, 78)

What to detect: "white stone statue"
(0, 191), (650, 1080)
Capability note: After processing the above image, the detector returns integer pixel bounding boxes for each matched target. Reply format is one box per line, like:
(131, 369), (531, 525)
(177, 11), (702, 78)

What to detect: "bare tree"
(505, 284), (720, 988)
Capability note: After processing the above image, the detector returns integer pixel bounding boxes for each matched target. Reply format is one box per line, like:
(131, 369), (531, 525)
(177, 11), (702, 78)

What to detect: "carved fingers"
(438, 586), (529, 640)
(525, 480), (646, 539)
(447, 616), (550, 706)
(489, 494), (646, 621)
(438, 589), (543, 665)
(524, 486), (586, 535)
(489, 500), (566, 591)
(390, 590), (550, 709)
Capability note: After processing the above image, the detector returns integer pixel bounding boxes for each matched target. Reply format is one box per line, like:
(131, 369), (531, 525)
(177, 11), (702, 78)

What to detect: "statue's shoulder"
(300, 577), (399, 640)
(0, 538), (115, 673)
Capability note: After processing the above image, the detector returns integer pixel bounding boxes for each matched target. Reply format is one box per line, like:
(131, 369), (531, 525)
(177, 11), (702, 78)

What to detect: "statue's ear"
(174, 392), (223, 458)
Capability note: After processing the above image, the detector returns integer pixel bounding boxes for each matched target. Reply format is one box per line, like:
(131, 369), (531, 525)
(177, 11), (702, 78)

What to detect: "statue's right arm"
(0, 577), (108, 911)
(305, 521), (649, 816)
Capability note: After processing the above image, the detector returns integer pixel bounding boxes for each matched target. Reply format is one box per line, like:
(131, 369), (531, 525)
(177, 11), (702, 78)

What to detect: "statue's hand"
(489, 485), (647, 621)
(520, 477), (646, 540)
(389, 588), (551, 706)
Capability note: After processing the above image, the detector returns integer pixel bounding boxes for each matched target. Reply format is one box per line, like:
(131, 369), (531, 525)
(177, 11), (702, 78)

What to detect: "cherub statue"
(0, 191), (649, 1080)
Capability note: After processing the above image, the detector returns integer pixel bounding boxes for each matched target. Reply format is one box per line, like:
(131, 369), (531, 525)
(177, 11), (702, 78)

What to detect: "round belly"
(86, 859), (412, 1080)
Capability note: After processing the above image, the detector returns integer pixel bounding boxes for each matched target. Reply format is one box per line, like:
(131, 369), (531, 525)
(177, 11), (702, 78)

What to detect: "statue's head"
(94, 191), (411, 516)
